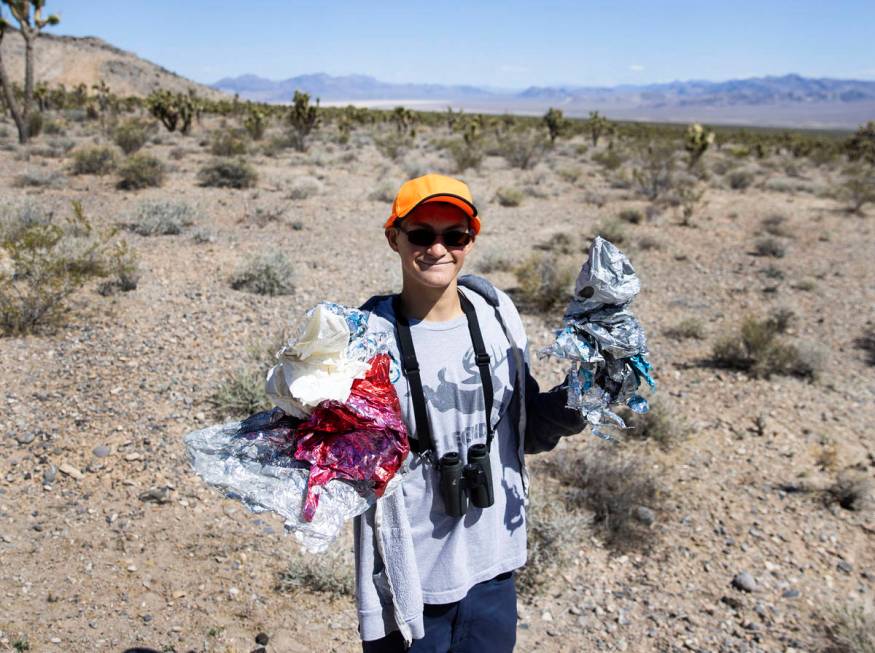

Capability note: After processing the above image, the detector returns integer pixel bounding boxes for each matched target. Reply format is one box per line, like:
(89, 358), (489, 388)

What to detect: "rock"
(541, 610), (553, 622)
(782, 589), (800, 599)
(837, 560), (853, 574)
(634, 506), (656, 526)
(43, 465), (57, 484)
(720, 595), (743, 610)
(255, 632), (269, 646)
(142, 614), (152, 623)
(618, 609), (631, 626)
(58, 463), (83, 480)
(92, 445), (111, 458)
(732, 571), (757, 593)
(139, 487), (171, 504)
(16, 432), (35, 445)
(124, 452), (142, 461)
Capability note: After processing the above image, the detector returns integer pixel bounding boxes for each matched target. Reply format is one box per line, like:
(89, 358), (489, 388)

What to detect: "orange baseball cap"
(384, 173), (480, 234)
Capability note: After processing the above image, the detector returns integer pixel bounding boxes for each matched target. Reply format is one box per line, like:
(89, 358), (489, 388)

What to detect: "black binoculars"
(438, 443), (494, 517)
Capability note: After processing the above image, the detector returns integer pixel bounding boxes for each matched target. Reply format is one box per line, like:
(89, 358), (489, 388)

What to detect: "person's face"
(385, 202), (475, 290)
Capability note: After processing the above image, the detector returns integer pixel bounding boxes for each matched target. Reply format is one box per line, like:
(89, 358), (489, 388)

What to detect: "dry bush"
(14, 170), (66, 188)
(664, 317), (705, 340)
(275, 549), (355, 598)
(637, 235), (663, 250)
(123, 200), (198, 236)
(96, 240), (140, 296)
(210, 129), (248, 157)
(198, 158), (258, 189)
(632, 142), (676, 201)
(821, 601), (875, 653)
(288, 176), (323, 200)
(368, 180), (396, 203)
(556, 165), (582, 184)
(495, 187), (524, 207)
(553, 445), (661, 550)
(516, 483), (585, 598)
(760, 213), (791, 237)
(826, 472), (873, 511)
(71, 145), (118, 175)
(229, 251), (294, 296)
(618, 208), (644, 224)
(0, 201), (122, 336)
(753, 236), (786, 258)
(498, 128), (548, 169)
(117, 154), (165, 190)
(855, 326), (875, 366)
(727, 169), (754, 190)
(374, 131), (414, 162)
(209, 366), (271, 419)
(837, 164), (875, 214)
(514, 252), (574, 312)
(112, 120), (149, 155)
(618, 396), (687, 449)
(711, 314), (822, 380)
(444, 137), (484, 172)
(476, 253), (514, 274)
(594, 219), (626, 244)
(592, 148), (625, 171)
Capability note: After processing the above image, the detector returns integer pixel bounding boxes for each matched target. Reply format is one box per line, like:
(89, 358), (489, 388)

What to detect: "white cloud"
(628, 64), (645, 72)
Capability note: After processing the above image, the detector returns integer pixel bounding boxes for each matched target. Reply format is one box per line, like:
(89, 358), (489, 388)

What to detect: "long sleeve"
(522, 344), (587, 454)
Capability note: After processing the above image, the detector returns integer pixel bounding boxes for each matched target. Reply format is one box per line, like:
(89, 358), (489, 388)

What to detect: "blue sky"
(35, 0), (875, 88)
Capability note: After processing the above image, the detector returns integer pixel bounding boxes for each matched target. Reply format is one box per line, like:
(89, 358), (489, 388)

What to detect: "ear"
(385, 228), (400, 253)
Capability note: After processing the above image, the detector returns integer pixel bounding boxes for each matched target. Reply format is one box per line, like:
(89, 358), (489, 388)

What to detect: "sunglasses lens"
(402, 229), (472, 247)
(442, 231), (472, 247)
(405, 230), (436, 247)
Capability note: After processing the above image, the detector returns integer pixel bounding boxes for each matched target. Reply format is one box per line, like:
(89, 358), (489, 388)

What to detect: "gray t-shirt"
(365, 290), (528, 604)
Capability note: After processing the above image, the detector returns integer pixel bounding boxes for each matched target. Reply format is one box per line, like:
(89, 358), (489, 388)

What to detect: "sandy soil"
(0, 115), (873, 653)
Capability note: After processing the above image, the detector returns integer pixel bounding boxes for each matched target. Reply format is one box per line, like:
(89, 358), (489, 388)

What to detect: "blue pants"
(362, 571), (518, 653)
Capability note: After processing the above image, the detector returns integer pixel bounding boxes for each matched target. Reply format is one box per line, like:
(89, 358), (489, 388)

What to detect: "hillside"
(0, 30), (226, 99)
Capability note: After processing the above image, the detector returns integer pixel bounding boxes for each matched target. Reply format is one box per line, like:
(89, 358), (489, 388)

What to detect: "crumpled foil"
(184, 407), (405, 553)
(539, 236), (656, 440)
(184, 302), (409, 553)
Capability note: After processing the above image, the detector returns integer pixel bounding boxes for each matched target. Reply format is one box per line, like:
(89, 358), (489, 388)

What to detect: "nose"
(426, 239), (449, 258)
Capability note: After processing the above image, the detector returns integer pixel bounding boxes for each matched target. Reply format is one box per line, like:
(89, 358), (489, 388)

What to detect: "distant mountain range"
(214, 72), (875, 129)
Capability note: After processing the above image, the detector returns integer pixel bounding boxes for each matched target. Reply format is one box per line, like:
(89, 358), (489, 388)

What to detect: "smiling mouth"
(418, 260), (452, 267)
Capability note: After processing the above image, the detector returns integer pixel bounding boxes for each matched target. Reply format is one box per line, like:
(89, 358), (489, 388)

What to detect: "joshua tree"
(585, 110), (610, 147)
(0, 0), (59, 143)
(287, 90), (320, 151)
(542, 107), (568, 145)
(684, 123), (715, 169)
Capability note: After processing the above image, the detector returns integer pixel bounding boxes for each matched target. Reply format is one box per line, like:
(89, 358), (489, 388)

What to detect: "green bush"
(275, 549), (354, 597)
(445, 137), (484, 172)
(197, 158), (258, 189)
(97, 240), (140, 296)
(0, 201), (121, 336)
(495, 187), (524, 207)
(229, 251), (294, 295)
(837, 163), (875, 214)
(632, 142), (676, 201)
(112, 120), (148, 154)
(71, 146), (118, 175)
(210, 129), (248, 157)
(123, 200), (198, 236)
(664, 317), (705, 340)
(117, 154), (165, 190)
(592, 148), (625, 171)
(595, 219), (626, 244)
(209, 367), (271, 419)
(374, 131), (413, 161)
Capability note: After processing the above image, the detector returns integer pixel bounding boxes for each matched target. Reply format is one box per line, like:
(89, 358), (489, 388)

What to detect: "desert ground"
(0, 109), (873, 653)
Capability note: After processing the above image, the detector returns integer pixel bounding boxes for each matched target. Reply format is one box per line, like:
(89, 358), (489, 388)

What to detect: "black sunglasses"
(396, 226), (474, 248)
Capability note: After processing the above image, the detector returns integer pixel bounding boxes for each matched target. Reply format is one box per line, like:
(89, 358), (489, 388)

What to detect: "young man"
(354, 173), (586, 652)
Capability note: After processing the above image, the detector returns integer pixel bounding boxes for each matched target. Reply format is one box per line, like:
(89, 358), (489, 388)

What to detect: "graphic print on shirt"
(422, 347), (511, 416)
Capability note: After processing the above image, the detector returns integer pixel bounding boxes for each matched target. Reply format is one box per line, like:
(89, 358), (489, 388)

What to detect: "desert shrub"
(476, 253), (514, 273)
(727, 169), (754, 190)
(637, 235), (663, 250)
(516, 484), (584, 597)
(673, 174), (706, 225)
(535, 232), (575, 255)
(229, 251), (294, 296)
(116, 154), (165, 190)
(619, 397), (687, 448)
(826, 472), (873, 512)
(0, 201), (120, 336)
(71, 146), (118, 175)
(112, 120), (148, 154)
(169, 146), (186, 160)
(286, 90), (320, 152)
(97, 240), (141, 295)
(837, 164), (875, 214)
(711, 315), (821, 380)
(556, 166), (582, 184)
(209, 367), (271, 418)
(275, 549), (354, 597)
(42, 119), (64, 136)
(821, 601), (875, 653)
(632, 142), (676, 200)
(553, 446), (661, 550)
(855, 326), (875, 366)
(618, 208), (644, 224)
(210, 129), (248, 157)
(595, 219), (626, 244)
(592, 148), (625, 171)
(498, 128), (548, 170)
(495, 187), (524, 207)
(374, 131), (414, 161)
(190, 227), (217, 244)
(844, 121), (875, 166)
(288, 176), (323, 200)
(14, 170), (66, 188)
(123, 200), (198, 236)
(514, 253), (574, 312)
(368, 180), (396, 203)
(0, 126), (8, 139)
(27, 112), (43, 138)
(197, 158), (258, 189)
(664, 317), (705, 340)
(753, 236), (786, 258)
(760, 213), (790, 237)
(444, 137), (484, 173)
